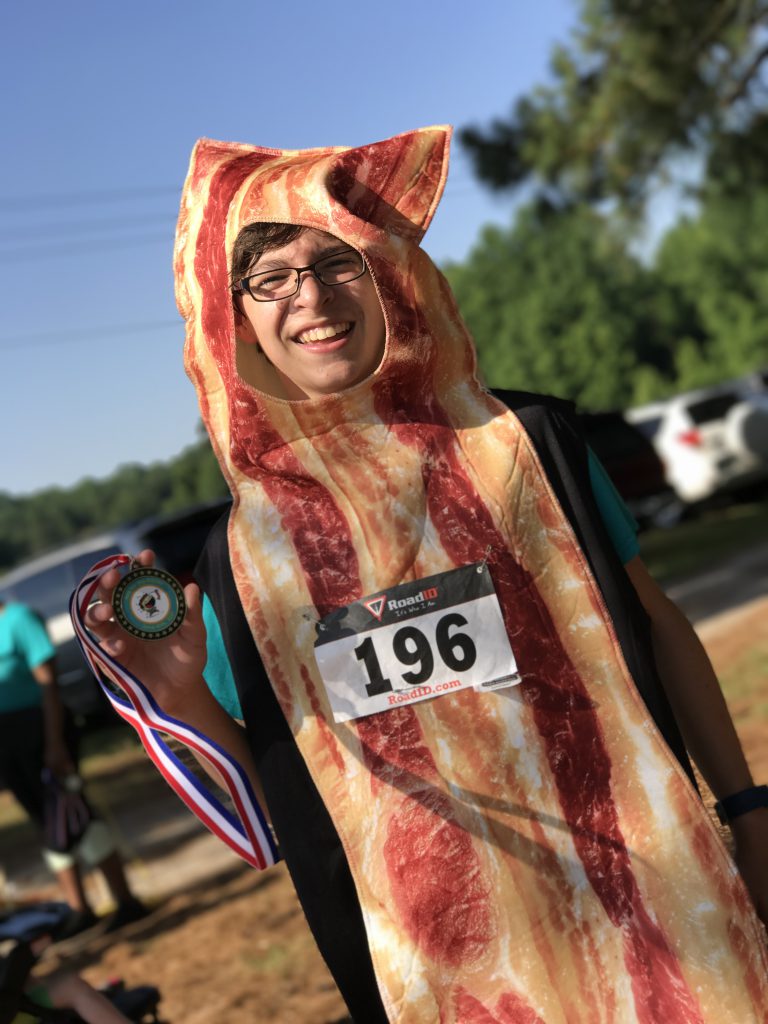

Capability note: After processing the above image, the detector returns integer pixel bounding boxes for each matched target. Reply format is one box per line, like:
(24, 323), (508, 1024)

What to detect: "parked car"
(737, 367), (768, 395)
(626, 386), (768, 505)
(577, 410), (679, 528)
(0, 498), (232, 723)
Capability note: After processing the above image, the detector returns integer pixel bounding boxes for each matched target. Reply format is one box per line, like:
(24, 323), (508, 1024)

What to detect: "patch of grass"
(720, 646), (768, 724)
(639, 497), (768, 586)
(0, 794), (36, 831)
(78, 723), (145, 776)
(240, 944), (292, 974)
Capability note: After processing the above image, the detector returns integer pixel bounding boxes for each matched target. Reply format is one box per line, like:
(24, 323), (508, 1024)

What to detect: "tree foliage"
(0, 432), (228, 573)
(445, 202), (686, 408)
(444, 186), (767, 409)
(656, 187), (768, 388)
(461, 0), (768, 209)
(453, 0), (768, 409)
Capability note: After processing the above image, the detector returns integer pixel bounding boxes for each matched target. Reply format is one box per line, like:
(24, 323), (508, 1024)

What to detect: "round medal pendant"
(112, 566), (186, 641)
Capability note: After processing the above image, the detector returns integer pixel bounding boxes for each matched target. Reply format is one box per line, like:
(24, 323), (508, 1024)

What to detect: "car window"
(71, 547), (123, 582)
(629, 417), (662, 441)
(687, 393), (738, 424)
(6, 563), (75, 621)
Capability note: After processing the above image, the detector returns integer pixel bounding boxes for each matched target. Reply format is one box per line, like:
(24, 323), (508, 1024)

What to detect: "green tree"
(461, 0), (768, 210)
(445, 202), (679, 408)
(0, 437), (230, 573)
(655, 187), (768, 387)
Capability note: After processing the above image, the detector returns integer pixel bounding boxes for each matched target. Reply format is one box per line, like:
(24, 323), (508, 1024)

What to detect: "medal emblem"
(112, 564), (186, 641)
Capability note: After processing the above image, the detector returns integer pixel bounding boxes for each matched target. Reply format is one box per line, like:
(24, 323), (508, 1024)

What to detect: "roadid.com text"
(386, 678), (462, 705)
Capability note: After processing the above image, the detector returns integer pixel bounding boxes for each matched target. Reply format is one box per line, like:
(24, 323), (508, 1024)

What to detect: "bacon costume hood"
(175, 128), (768, 1023)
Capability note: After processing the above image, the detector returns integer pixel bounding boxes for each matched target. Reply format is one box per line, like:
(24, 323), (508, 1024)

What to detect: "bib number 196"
(355, 613), (476, 695)
(313, 561), (519, 722)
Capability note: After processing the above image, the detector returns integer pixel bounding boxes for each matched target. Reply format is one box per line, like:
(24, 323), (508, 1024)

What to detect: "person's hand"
(85, 549), (209, 718)
(30, 934), (52, 957)
(43, 739), (75, 779)
(731, 808), (768, 934)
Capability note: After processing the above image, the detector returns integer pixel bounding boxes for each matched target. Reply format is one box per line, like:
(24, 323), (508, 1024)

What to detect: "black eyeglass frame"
(233, 248), (367, 303)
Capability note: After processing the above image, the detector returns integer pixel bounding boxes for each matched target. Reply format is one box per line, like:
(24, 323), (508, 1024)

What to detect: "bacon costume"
(175, 127), (768, 1023)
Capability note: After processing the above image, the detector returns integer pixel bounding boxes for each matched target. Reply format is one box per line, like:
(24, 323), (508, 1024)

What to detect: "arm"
(152, 660), (270, 818)
(31, 658), (74, 778)
(625, 555), (768, 925)
(86, 551), (269, 818)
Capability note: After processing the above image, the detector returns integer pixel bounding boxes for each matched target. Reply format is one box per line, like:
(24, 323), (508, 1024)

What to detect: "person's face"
(236, 229), (386, 401)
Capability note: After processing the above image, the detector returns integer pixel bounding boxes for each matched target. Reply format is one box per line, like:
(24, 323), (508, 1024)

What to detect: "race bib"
(314, 562), (520, 722)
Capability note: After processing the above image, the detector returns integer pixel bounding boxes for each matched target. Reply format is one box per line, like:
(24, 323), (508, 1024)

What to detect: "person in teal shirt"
(0, 600), (146, 938)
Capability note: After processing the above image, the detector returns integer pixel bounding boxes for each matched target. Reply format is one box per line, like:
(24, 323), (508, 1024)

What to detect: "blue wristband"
(714, 784), (768, 825)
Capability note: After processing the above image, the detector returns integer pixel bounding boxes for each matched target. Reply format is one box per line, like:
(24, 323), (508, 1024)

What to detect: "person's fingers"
(99, 631), (131, 659)
(83, 606), (125, 653)
(30, 935), (51, 956)
(184, 582), (202, 620)
(91, 550), (155, 611)
(94, 566), (121, 603)
(86, 601), (115, 625)
(96, 625), (127, 655)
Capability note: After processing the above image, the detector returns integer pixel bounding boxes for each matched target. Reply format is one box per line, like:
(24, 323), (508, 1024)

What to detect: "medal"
(70, 553), (278, 870)
(112, 563), (186, 641)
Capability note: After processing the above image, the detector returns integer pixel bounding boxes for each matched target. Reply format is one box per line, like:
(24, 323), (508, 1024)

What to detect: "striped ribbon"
(69, 554), (279, 871)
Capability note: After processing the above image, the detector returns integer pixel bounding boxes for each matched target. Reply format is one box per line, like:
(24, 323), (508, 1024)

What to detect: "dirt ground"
(45, 865), (352, 1024)
(13, 598), (768, 1024)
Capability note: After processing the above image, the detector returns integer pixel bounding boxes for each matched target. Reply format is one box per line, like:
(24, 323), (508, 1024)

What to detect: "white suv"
(626, 385), (768, 505)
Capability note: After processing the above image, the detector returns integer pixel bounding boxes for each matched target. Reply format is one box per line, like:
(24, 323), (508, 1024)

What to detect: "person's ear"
(233, 297), (260, 346)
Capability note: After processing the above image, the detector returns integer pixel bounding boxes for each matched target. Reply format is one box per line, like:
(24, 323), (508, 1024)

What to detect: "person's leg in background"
(0, 707), (147, 936)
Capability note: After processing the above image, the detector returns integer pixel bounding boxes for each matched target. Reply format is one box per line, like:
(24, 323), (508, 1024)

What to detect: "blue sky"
(2, 1), (578, 496)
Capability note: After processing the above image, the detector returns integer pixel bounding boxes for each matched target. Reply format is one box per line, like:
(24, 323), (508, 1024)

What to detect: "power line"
(0, 320), (181, 350)
(0, 214), (177, 241)
(0, 177), (492, 264)
(0, 177), (477, 213)
(0, 234), (173, 262)
(0, 186), (180, 211)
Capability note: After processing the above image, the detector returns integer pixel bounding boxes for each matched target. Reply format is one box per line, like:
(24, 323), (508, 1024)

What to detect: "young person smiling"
(231, 225), (386, 400)
(88, 129), (768, 1023)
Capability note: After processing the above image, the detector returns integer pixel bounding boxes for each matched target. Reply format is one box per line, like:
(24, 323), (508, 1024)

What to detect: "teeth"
(296, 322), (350, 344)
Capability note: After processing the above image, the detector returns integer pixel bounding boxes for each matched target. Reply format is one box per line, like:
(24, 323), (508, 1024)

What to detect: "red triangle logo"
(363, 595), (387, 621)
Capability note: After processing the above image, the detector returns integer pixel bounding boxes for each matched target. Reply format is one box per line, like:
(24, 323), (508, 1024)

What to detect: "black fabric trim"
(195, 517), (389, 1024)
(489, 389), (694, 784)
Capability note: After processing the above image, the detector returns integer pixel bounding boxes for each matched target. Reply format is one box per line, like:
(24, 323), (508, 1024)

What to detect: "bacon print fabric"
(174, 127), (768, 1022)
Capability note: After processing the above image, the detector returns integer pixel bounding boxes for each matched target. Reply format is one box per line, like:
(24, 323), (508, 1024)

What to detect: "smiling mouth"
(294, 322), (351, 345)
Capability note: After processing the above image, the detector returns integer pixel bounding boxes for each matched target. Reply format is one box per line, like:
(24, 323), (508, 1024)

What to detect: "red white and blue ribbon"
(69, 555), (279, 871)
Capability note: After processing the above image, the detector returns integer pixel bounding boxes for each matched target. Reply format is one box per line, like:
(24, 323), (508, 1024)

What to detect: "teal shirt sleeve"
(202, 593), (244, 719)
(0, 604), (54, 712)
(12, 604), (55, 669)
(587, 448), (640, 565)
(202, 452), (639, 719)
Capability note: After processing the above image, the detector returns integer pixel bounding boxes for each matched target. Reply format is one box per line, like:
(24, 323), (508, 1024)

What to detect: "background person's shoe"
(53, 907), (99, 941)
(103, 897), (150, 933)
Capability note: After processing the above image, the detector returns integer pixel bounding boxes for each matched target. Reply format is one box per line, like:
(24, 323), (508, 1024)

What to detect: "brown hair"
(230, 222), (305, 290)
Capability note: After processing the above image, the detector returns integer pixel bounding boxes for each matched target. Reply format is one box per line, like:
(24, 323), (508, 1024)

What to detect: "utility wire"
(0, 186), (180, 211)
(0, 177), (479, 212)
(0, 320), (181, 350)
(0, 234), (172, 261)
(0, 182), (481, 241)
(0, 214), (177, 240)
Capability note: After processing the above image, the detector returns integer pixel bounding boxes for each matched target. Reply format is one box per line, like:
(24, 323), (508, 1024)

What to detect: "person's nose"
(293, 269), (333, 306)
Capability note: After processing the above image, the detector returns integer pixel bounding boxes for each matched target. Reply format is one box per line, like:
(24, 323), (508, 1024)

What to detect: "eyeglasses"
(235, 248), (367, 302)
